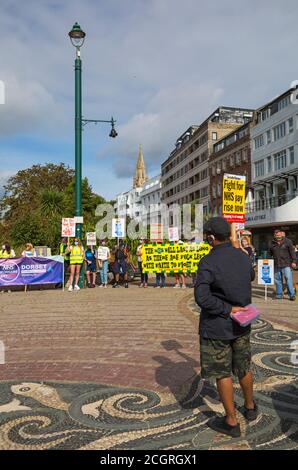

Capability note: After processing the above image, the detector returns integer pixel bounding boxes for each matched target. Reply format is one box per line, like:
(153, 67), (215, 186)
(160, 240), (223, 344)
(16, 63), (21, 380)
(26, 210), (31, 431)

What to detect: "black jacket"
(195, 242), (255, 340)
(268, 238), (296, 269)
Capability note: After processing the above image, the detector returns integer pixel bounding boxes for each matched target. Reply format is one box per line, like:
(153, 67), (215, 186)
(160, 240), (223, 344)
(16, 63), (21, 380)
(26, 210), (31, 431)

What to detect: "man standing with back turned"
(195, 217), (257, 438)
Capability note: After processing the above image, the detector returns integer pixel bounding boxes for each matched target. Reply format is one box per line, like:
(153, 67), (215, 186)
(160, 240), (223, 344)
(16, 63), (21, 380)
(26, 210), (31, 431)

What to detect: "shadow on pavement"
(153, 339), (205, 409)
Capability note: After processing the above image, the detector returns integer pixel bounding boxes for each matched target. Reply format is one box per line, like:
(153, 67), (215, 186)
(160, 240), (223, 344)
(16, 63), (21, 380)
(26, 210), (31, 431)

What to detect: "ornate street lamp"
(68, 23), (118, 241)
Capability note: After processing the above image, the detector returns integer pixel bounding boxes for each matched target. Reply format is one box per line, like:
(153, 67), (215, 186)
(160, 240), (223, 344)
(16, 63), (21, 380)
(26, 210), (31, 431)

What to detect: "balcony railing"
(246, 193), (297, 213)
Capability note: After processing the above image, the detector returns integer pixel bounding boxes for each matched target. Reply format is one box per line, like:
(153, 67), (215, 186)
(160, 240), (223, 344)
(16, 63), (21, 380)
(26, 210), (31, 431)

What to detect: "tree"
(0, 163), (106, 252)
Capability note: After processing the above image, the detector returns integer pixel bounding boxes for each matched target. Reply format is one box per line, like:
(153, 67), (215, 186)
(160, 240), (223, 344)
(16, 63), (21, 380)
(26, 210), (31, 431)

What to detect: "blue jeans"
(156, 273), (166, 287)
(274, 267), (295, 298)
(100, 260), (109, 285)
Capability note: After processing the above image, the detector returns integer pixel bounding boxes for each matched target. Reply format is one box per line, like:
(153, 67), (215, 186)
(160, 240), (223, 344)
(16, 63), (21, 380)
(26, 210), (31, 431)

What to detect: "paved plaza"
(0, 283), (297, 450)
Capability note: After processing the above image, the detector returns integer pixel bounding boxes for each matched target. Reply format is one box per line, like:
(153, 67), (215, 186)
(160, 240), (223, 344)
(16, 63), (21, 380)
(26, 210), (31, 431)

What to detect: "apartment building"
(140, 175), (162, 226)
(209, 121), (253, 216)
(246, 85), (298, 253)
(161, 107), (253, 215)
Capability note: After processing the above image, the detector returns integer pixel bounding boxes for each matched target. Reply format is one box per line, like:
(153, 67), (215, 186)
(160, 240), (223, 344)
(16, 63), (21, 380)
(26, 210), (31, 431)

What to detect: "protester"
(0, 242), (16, 258)
(195, 217), (257, 438)
(66, 238), (84, 292)
(22, 243), (35, 257)
(295, 243), (298, 265)
(85, 245), (97, 288)
(112, 242), (130, 288)
(269, 229), (296, 301)
(240, 237), (255, 264)
(173, 273), (186, 288)
(137, 239), (148, 288)
(156, 272), (166, 288)
(59, 237), (70, 282)
(97, 240), (110, 288)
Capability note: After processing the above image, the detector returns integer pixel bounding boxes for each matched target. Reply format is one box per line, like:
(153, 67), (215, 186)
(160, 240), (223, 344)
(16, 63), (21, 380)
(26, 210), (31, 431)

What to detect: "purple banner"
(0, 257), (63, 286)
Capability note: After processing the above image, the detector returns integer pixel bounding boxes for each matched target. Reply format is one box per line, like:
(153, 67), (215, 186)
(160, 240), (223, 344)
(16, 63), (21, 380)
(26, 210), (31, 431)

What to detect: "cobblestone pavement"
(0, 283), (297, 450)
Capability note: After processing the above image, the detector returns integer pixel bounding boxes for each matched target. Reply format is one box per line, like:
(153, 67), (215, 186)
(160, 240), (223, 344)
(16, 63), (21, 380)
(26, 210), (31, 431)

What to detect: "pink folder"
(231, 304), (260, 327)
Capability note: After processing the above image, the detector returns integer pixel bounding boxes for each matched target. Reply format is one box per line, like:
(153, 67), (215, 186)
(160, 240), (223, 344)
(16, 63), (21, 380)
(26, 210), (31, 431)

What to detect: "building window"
(267, 156), (272, 173)
(273, 121), (286, 141)
(289, 146), (295, 165)
(230, 155), (234, 167)
(254, 134), (264, 149)
(278, 95), (290, 111)
(217, 183), (221, 197)
(236, 152), (241, 165)
(288, 117), (294, 133)
(266, 130), (271, 144)
(212, 132), (217, 141)
(222, 158), (226, 170)
(274, 149), (287, 171)
(255, 160), (265, 177)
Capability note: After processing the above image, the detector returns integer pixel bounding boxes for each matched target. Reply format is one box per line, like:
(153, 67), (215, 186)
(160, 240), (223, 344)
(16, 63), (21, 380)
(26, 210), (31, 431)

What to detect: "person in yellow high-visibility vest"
(0, 242), (16, 258)
(66, 238), (84, 291)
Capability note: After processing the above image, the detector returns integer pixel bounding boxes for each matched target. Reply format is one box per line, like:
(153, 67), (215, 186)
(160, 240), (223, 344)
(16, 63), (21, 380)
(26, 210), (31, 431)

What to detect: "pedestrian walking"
(97, 240), (110, 288)
(269, 229), (296, 300)
(195, 217), (257, 438)
(137, 239), (148, 288)
(66, 238), (84, 292)
(85, 245), (97, 288)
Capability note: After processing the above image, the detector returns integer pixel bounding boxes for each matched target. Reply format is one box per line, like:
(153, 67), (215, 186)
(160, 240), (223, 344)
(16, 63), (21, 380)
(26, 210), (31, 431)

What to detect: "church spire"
(133, 144), (148, 188)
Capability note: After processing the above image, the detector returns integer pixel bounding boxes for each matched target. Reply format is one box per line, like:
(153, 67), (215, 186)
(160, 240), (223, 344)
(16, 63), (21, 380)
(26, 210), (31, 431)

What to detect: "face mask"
(275, 236), (284, 241)
(74, 241), (79, 246)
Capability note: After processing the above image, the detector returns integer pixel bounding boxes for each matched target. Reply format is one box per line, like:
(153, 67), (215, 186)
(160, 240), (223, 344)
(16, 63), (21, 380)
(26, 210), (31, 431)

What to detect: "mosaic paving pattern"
(0, 315), (298, 450)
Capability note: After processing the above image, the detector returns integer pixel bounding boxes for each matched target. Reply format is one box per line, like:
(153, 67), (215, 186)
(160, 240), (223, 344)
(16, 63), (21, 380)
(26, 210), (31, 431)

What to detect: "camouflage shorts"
(200, 332), (251, 380)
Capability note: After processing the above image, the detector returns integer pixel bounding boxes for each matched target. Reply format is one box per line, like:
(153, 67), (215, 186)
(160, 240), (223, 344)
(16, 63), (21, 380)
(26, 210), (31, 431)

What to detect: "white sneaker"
(173, 284), (181, 288)
(68, 285), (73, 292)
(104, 284), (107, 289)
(74, 285), (80, 291)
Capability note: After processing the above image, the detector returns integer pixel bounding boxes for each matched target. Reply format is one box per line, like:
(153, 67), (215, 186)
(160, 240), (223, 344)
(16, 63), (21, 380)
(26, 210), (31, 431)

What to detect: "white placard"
(74, 216), (84, 224)
(112, 218), (126, 238)
(86, 232), (96, 246)
(61, 218), (76, 237)
(168, 226), (179, 242)
(258, 259), (274, 286)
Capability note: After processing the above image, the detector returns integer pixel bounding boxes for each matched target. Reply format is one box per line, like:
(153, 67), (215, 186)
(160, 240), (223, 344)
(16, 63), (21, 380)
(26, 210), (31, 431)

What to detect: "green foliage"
(0, 163), (107, 253)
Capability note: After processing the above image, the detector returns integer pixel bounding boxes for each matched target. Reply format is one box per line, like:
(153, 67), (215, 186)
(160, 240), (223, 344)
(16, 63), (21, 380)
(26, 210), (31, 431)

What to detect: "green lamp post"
(68, 22), (118, 241)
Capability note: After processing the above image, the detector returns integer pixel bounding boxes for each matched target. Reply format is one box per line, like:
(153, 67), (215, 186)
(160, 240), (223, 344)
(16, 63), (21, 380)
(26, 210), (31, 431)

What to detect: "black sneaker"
(207, 416), (241, 438)
(290, 296), (296, 301)
(112, 283), (120, 288)
(87, 283), (92, 288)
(125, 282), (129, 288)
(239, 402), (258, 421)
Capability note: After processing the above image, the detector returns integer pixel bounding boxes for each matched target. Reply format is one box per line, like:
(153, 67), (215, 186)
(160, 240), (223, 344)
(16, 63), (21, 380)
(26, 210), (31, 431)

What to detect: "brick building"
(161, 107), (253, 215)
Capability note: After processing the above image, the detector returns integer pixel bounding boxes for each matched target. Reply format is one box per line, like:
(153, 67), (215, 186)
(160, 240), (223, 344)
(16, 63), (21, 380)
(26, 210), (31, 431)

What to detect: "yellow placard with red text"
(222, 173), (246, 223)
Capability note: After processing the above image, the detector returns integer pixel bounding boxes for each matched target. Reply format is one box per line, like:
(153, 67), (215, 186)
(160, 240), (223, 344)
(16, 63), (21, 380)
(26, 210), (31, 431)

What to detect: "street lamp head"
(109, 117), (118, 138)
(69, 22), (86, 48)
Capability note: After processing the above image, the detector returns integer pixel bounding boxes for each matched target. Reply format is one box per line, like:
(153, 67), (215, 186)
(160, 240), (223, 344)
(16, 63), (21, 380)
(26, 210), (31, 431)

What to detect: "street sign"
(112, 218), (126, 238)
(222, 173), (246, 224)
(86, 232), (96, 246)
(258, 259), (274, 286)
(61, 218), (76, 237)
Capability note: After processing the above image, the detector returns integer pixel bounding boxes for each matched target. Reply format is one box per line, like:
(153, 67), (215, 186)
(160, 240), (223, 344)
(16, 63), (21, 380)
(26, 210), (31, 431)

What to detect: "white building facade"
(140, 175), (162, 226)
(246, 85), (298, 254)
